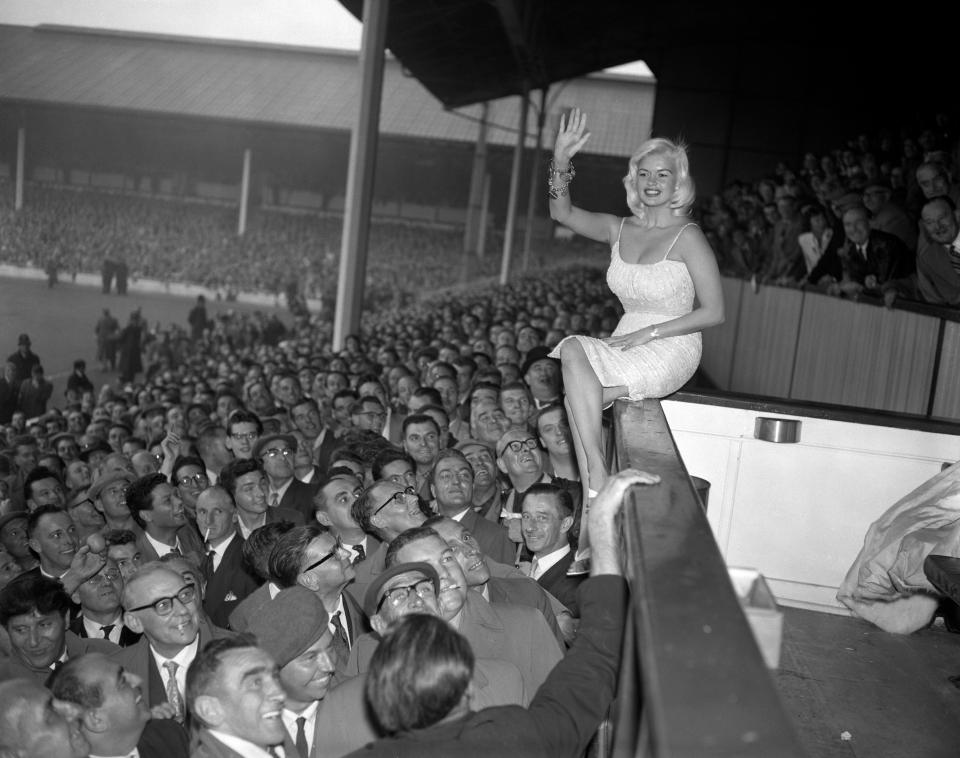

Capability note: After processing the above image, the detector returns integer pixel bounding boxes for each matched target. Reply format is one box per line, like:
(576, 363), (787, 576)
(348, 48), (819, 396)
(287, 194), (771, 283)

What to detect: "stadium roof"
(0, 23), (654, 158)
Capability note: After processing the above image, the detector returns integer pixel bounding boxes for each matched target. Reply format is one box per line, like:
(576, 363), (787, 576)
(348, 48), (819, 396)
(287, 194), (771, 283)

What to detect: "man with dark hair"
(125, 473), (204, 565)
(195, 485), (259, 628)
(104, 528), (142, 580)
(109, 562), (234, 714)
(224, 408), (263, 461)
(218, 457), (304, 540)
(227, 521), (298, 632)
(535, 402), (580, 482)
(371, 447), (417, 489)
(171, 454), (210, 523)
(0, 573), (115, 682)
(50, 652), (190, 757)
(0, 511), (37, 572)
(24, 464), (67, 511)
(520, 482), (585, 617)
(27, 504), (80, 580)
(402, 413), (441, 499)
(194, 423), (232, 485)
(344, 469), (652, 757)
(185, 636), (288, 758)
(268, 523), (367, 682)
(429, 448), (514, 565)
(314, 472), (373, 565)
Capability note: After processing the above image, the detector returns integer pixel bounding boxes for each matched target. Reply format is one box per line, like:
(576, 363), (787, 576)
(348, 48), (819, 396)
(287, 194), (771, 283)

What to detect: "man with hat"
(51, 431), (80, 464)
(89, 468), (138, 532)
(454, 438), (505, 521)
(254, 432), (319, 521)
(6, 333), (40, 388)
(520, 345), (563, 409)
(247, 585), (337, 758)
(315, 562), (526, 757)
(79, 438), (113, 476)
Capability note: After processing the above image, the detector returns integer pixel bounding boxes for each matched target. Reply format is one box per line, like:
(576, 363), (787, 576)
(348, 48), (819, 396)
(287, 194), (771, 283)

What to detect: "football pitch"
(0, 274), (289, 404)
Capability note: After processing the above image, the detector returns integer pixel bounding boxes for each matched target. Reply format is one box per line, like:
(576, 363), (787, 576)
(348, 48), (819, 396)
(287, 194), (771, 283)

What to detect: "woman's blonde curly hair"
(623, 137), (695, 226)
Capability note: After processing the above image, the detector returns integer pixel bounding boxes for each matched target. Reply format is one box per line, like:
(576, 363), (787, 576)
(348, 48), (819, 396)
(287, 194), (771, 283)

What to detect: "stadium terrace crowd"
(0, 264), (658, 756)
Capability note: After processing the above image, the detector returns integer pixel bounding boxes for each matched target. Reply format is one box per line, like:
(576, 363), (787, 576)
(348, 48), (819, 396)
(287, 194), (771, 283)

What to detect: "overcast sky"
(0, 0), (652, 76)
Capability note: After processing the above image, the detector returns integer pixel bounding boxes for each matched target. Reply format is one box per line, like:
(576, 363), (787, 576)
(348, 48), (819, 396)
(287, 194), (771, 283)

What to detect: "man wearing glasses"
(224, 408), (262, 461)
(347, 479), (429, 605)
(268, 524), (368, 685)
(253, 432), (319, 522)
(495, 428), (583, 563)
(315, 561), (526, 757)
(110, 562), (234, 713)
(171, 454), (210, 525)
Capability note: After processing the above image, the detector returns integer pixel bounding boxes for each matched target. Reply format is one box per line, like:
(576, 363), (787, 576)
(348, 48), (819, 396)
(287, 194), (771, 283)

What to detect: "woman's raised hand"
(553, 108), (591, 165)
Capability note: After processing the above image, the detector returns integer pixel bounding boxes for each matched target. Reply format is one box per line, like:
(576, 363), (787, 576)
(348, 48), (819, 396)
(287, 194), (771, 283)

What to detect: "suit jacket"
(202, 533), (261, 629)
(0, 631), (117, 684)
(314, 658), (526, 758)
(108, 618), (235, 708)
(459, 508), (516, 566)
(191, 728), (300, 758)
(139, 717), (190, 758)
(278, 477), (321, 522)
(348, 591), (562, 697)
(535, 550), (586, 618)
(340, 576), (628, 758)
(136, 523), (206, 567)
(810, 228), (914, 291)
(916, 235), (960, 306)
(332, 590), (371, 686)
(485, 576), (563, 646)
(344, 540), (388, 607)
(69, 614), (142, 647)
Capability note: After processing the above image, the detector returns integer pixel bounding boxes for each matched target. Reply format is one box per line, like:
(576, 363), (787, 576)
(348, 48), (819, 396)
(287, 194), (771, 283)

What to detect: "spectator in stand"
(915, 195), (960, 306)
(17, 363), (53, 419)
(862, 180), (917, 250)
(761, 194), (806, 284)
(6, 334), (41, 388)
(96, 308), (120, 372)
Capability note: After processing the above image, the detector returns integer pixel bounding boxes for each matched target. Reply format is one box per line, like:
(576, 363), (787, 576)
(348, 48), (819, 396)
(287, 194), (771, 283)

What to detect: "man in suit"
(268, 523), (368, 684)
(424, 514), (568, 646)
(195, 486), (259, 628)
(26, 505), (80, 581)
(814, 205), (915, 304)
(218, 457), (304, 540)
(915, 195), (960, 306)
(186, 637), (289, 758)
(347, 478), (429, 604)
(355, 526), (564, 697)
(69, 559), (142, 647)
(314, 472), (378, 566)
(430, 448), (515, 565)
(520, 482), (586, 618)
(50, 652), (189, 758)
(110, 562), (234, 715)
(254, 432), (319, 521)
(126, 473), (204, 566)
(455, 438), (506, 521)
(340, 469), (651, 758)
(0, 573), (117, 683)
(248, 585), (337, 758)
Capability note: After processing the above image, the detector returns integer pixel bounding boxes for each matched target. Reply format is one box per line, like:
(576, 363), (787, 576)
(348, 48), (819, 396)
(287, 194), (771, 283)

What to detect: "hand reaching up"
(553, 108), (591, 166)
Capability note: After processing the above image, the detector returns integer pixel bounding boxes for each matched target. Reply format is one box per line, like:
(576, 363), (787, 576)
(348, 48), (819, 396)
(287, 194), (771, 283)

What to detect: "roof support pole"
(522, 88), (548, 271)
(332, 0), (389, 351)
(238, 148), (251, 236)
(15, 127), (25, 211)
(463, 101), (489, 258)
(498, 86), (529, 285)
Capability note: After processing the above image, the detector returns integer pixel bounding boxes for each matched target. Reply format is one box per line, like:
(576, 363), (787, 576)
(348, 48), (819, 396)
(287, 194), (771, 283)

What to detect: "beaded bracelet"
(548, 159), (575, 200)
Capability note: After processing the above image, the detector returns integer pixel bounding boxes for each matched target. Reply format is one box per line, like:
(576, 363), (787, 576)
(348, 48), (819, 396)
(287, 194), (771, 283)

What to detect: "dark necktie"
(331, 611), (349, 666)
(100, 624), (115, 640)
(352, 543), (365, 563)
(202, 545), (216, 579)
(295, 716), (308, 757)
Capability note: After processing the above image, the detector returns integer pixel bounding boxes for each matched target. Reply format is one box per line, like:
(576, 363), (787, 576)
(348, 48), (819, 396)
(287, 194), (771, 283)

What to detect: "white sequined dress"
(550, 220), (702, 400)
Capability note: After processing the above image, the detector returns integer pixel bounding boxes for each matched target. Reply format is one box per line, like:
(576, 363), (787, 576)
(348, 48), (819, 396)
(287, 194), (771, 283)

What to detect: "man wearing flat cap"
(254, 432), (319, 522)
(520, 346), (562, 409)
(455, 438), (506, 521)
(315, 561), (526, 757)
(89, 468), (138, 532)
(247, 585), (337, 758)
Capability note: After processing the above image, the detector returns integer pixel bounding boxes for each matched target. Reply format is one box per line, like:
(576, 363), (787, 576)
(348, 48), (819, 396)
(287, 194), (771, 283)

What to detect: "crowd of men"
(0, 296), (658, 756)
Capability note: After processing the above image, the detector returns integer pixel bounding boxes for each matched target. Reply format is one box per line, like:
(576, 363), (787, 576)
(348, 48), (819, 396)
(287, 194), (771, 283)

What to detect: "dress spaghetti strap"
(663, 222), (698, 261)
(615, 217), (627, 248)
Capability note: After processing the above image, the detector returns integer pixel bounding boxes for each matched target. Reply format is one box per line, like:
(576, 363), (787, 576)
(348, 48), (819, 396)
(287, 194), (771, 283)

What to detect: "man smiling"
(186, 637), (289, 758)
(126, 473), (204, 565)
